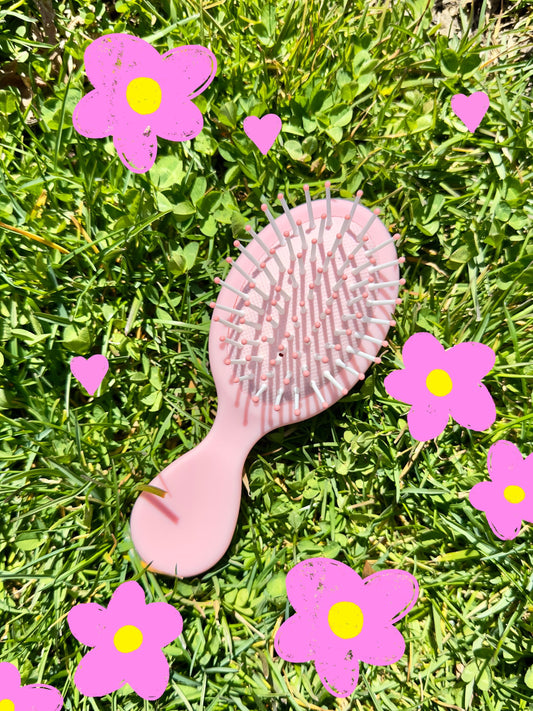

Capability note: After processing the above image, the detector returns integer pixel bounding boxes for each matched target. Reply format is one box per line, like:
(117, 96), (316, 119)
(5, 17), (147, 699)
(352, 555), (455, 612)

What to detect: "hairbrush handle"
(130, 405), (262, 578)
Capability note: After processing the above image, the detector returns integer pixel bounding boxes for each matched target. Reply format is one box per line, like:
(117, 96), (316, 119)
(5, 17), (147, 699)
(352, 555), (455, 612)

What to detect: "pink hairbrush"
(130, 183), (404, 577)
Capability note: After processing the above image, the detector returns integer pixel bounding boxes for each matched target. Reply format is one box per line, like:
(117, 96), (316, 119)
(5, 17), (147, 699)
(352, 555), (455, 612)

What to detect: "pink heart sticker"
(243, 113), (282, 155)
(451, 91), (489, 133)
(70, 354), (109, 396)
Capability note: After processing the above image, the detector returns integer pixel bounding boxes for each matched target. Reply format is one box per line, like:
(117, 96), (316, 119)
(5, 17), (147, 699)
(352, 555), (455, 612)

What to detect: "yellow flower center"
(328, 601), (364, 639)
(503, 485), (525, 504)
(426, 368), (453, 397)
(113, 625), (143, 653)
(0, 701), (15, 711)
(126, 77), (162, 115)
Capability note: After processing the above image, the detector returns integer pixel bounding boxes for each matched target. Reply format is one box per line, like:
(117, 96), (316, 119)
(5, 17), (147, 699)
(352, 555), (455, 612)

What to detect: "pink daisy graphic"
(73, 33), (217, 173)
(0, 662), (63, 711)
(68, 580), (183, 699)
(384, 331), (496, 441)
(274, 558), (419, 697)
(469, 440), (533, 540)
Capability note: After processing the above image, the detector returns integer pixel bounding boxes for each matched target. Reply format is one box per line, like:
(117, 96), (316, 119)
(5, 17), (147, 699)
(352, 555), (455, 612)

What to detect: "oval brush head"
(130, 183), (404, 577)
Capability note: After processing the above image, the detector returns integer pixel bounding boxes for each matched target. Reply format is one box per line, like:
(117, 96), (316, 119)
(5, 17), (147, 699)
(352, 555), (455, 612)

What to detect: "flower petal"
(152, 99), (204, 142)
(383, 369), (420, 406)
(160, 45), (217, 99)
(108, 580), (146, 613)
(274, 614), (314, 663)
(445, 342), (495, 384)
(126, 649), (170, 700)
(285, 558), (362, 613)
(484, 509), (522, 541)
(72, 91), (114, 138)
(359, 570), (419, 625)
(487, 440), (525, 483)
(407, 400), (449, 441)
(74, 648), (124, 697)
(113, 127), (158, 173)
(18, 685), (63, 711)
(449, 384), (496, 431)
(68, 603), (107, 647)
(469, 480), (496, 512)
(143, 602), (183, 648)
(0, 662), (21, 690)
(84, 33), (161, 90)
(401, 332), (446, 371)
(314, 656), (359, 698)
(357, 624), (405, 666)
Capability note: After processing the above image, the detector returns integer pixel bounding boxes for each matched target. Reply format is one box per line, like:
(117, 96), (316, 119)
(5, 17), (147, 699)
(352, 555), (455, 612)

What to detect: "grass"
(1, 0), (533, 708)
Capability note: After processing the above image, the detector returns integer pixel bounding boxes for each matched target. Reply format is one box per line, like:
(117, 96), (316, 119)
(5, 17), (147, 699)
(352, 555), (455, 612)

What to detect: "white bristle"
(348, 190), (364, 220)
(336, 358), (360, 377)
(297, 220), (307, 251)
(366, 298), (399, 306)
(346, 346), (380, 363)
(275, 387), (284, 407)
(269, 246), (286, 273)
(234, 240), (262, 270)
(368, 257), (403, 272)
(216, 317), (244, 332)
(214, 277), (250, 303)
(311, 379), (326, 404)
(285, 232), (296, 262)
(245, 226), (277, 285)
(215, 303), (245, 317)
(310, 238), (317, 263)
(318, 214), (326, 244)
(368, 279), (405, 290)
(252, 383), (268, 401)
(262, 203), (286, 245)
(365, 236), (396, 256)
(278, 193), (299, 234)
(303, 184), (316, 228)
(293, 386), (300, 413)
(360, 316), (394, 326)
(242, 319), (262, 331)
(323, 370), (346, 393)
(325, 181), (332, 228)
(224, 337), (242, 348)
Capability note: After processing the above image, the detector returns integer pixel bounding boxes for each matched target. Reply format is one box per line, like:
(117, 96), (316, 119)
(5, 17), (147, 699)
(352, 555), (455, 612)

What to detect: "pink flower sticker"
(469, 440), (533, 540)
(274, 558), (418, 698)
(68, 580), (183, 699)
(0, 662), (63, 711)
(73, 33), (217, 173)
(384, 331), (496, 441)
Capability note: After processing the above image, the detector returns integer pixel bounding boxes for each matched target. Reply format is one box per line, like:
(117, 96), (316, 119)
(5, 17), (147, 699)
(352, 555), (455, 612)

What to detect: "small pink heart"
(451, 91), (489, 133)
(70, 354), (109, 396)
(243, 113), (282, 155)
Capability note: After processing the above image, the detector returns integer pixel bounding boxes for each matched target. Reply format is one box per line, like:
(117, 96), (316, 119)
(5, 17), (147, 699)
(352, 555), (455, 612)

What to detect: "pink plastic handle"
(129, 406), (261, 577)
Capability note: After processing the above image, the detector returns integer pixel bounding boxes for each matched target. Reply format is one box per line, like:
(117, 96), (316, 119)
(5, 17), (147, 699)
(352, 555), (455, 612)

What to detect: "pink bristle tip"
(277, 193), (284, 200)
(390, 320), (396, 326)
(370, 257), (376, 265)
(321, 402), (328, 409)
(345, 329), (352, 336)
(375, 357), (382, 364)
(317, 267), (323, 274)
(274, 405), (281, 412)
(214, 277), (221, 284)
(245, 355), (252, 362)
(303, 370), (310, 377)
(292, 353), (298, 360)
(311, 238), (317, 244)
(362, 291), (368, 298)
(261, 374), (267, 381)
(292, 316), (298, 322)
(322, 356), (329, 363)
(261, 204), (267, 211)
(356, 190), (363, 197)
(219, 336), (226, 342)
(395, 298), (402, 304)
(373, 208), (380, 215)
(213, 315), (219, 322)
(233, 377), (239, 383)
(356, 312), (362, 318)
(342, 388), (348, 396)
(321, 213), (327, 219)
(284, 378), (290, 385)
(304, 336), (311, 343)
(393, 233), (400, 240)
(270, 359), (276, 366)
(400, 278), (406, 285)
(325, 181), (331, 187)
(335, 344), (341, 351)
(239, 317), (245, 324)
(275, 285), (281, 292)
(260, 262), (266, 268)
(284, 230), (290, 237)
(261, 336), (268, 342)
(303, 184), (309, 190)
(233, 240), (240, 247)
(399, 257), (406, 263)
(252, 396), (259, 403)
(245, 300), (250, 306)
(296, 219), (302, 225)
(363, 235), (370, 242)
(224, 358), (231, 365)
(209, 302), (216, 308)
(226, 257), (233, 263)
(245, 225), (251, 232)
(294, 409), (301, 416)
(288, 267), (294, 274)
(382, 341), (388, 347)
